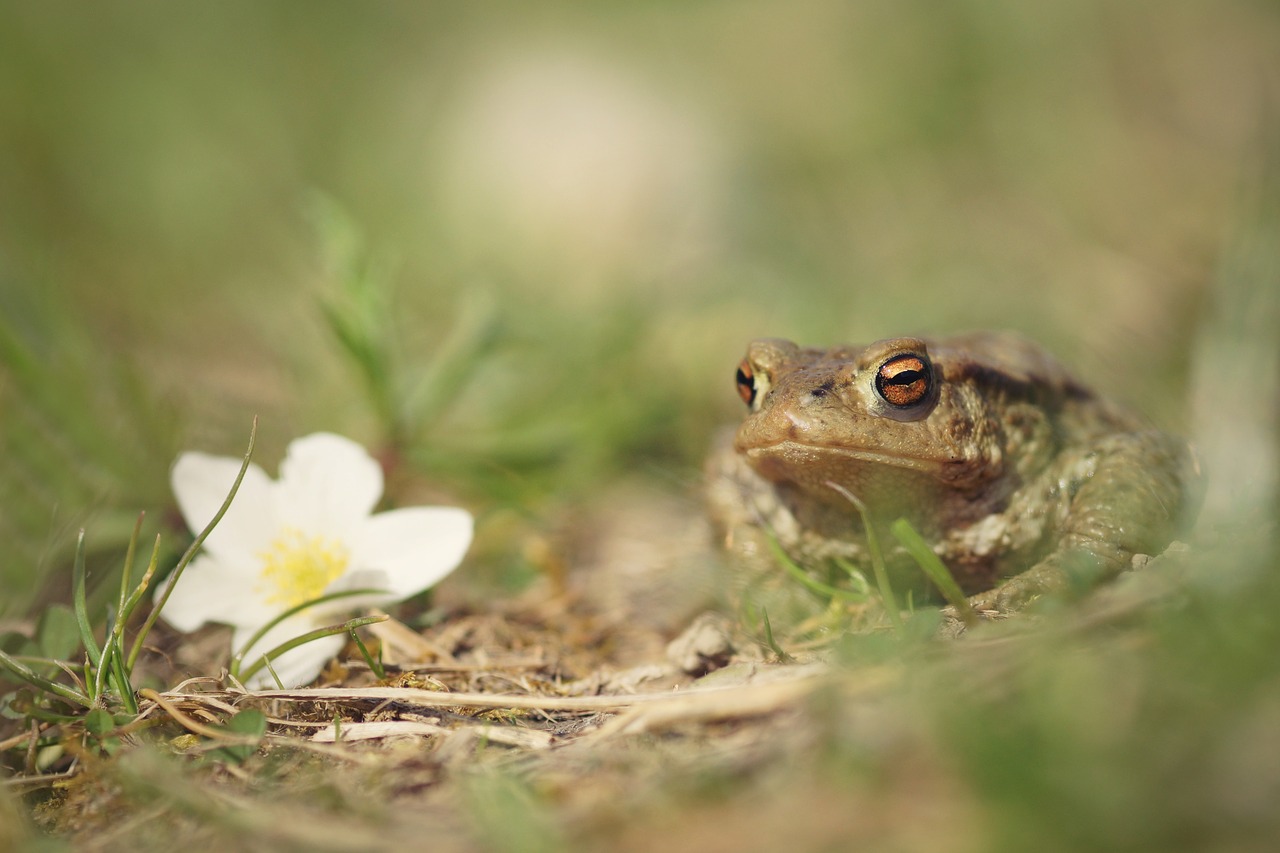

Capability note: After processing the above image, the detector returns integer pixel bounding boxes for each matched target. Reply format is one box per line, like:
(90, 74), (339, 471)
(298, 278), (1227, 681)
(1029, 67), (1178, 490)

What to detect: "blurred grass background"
(2, 1), (1280, 848)
(4, 0), (1273, 613)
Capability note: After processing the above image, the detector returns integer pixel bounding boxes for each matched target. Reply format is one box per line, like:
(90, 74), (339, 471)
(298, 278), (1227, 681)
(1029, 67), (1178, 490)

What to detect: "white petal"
(171, 451), (277, 565)
(318, 569), (399, 613)
(232, 617), (346, 689)
(157, 554), (274, 633)
(349, 506), (473, 600)
(273, 433), (384, 538)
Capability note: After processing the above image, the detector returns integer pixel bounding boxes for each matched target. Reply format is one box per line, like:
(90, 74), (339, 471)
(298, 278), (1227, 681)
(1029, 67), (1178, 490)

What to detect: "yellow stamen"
(256, 527), (350, 609)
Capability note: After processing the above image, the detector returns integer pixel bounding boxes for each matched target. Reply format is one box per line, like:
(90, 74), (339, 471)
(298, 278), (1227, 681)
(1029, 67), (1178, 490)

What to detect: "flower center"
(256, 527), (350, 609)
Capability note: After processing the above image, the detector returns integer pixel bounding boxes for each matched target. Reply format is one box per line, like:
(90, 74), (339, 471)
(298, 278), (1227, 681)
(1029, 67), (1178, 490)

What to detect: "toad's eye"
(736, 360), (757, 406)
(875, 353), (931, 408)
(737, 358), (762, 409)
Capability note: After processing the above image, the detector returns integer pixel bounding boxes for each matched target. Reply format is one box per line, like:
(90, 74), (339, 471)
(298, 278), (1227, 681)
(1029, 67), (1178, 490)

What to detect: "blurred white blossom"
(437, 48), (724, 287)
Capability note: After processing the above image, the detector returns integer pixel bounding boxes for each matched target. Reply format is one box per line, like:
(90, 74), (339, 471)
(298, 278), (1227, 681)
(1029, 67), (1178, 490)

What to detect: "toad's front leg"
(958, 431), (1197, 617)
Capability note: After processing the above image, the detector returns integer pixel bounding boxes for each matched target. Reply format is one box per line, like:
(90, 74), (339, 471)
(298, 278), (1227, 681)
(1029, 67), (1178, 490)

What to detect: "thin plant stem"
(237, 615), (388, 685)
(228, 588), (387, 678)
(350, 630), (385, 680)
(129, 417), (258, 671)
(262, 658), (284, 690)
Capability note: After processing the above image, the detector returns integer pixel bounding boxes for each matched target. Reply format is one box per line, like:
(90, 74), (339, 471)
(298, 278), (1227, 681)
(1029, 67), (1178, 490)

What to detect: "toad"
(707, 332), (1199, 618)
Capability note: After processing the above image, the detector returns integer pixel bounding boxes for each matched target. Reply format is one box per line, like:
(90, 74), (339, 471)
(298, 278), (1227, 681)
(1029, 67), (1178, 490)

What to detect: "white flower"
(159, 432), (473, 688)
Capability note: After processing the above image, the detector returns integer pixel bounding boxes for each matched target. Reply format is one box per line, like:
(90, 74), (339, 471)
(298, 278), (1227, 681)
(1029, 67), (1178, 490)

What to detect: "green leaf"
(211, 710), (267, 764)
(36, 604), (81, 661)
(225, 709), (267, 737)
(84, 706), (130, 754)
(85, 708), (115, 737)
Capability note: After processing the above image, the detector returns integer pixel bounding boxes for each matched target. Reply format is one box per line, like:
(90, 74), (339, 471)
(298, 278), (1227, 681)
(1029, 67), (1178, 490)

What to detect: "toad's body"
(708, 333), (1198, 610)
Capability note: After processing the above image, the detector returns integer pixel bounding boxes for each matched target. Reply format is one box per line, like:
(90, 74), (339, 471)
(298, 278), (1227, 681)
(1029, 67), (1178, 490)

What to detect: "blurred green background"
(1, 0), (1276, 614)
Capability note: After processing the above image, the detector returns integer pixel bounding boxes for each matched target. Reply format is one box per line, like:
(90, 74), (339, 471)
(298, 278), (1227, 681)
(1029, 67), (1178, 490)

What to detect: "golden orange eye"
(875, 353), (931, 407)
(736, 360), (756, 406)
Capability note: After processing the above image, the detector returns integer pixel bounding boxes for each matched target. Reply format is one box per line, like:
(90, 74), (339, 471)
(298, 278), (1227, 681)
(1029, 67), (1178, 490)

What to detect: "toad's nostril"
(810, 380), (835, 400)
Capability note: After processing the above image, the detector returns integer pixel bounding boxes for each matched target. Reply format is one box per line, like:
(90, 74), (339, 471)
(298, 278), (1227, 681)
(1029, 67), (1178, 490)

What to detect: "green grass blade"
(71, 530), (102, 672)
(120, 534), (163, 630)
(0, 649), (92, 708)
(262, 658), (284, 690)
(832, 557), (872, 597)
(401, 292), (501, 437)
(825, 482), (901, 629)
(765, 534), (868, 603)
(110, 646), (138, 716)
(890, 518), (976, 623)
(94, 516), (145, 700)
(759, 609), (795, 662)
(130, 418), (258, 671)
(237, 614), (388, 686)
(91, 610), (115, 703)
(228, 587), (388, 678)
(349, 630), (385, 680)
(115, 513), (143, 627)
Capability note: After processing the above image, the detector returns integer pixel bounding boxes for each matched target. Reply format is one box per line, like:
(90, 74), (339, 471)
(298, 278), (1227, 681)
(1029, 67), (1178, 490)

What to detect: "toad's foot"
(937, 547), (1126, 636)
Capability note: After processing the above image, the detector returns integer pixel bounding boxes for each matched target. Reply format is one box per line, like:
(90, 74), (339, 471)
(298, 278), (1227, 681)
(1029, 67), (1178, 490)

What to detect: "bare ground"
(6, 486), (1222, 852)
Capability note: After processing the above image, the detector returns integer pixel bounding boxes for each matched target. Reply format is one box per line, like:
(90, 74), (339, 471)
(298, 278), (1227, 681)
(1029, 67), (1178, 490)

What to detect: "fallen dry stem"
(226, 673), (831, 714)
(138, 688), (261, 745)
(594, 665), (898, 737)
(0, 723), (44, 752)
(148, 664), (897, 750)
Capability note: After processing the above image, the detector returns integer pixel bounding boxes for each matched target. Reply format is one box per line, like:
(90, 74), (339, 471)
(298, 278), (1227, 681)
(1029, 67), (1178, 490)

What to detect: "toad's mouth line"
(743, 441), (946, 474)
